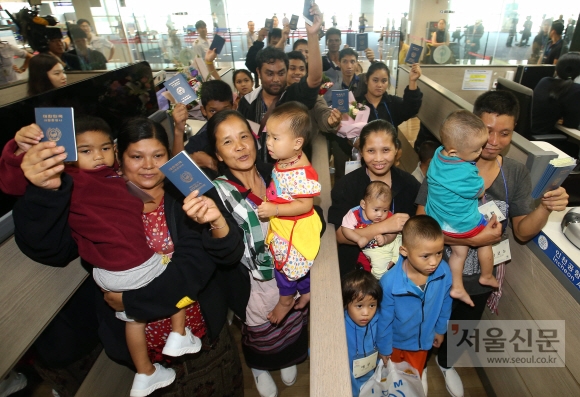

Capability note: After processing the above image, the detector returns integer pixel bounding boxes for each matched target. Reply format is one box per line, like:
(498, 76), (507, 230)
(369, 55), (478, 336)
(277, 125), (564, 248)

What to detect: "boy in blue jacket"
(377, 215), (452, 378)
(343, 270), (383, 397)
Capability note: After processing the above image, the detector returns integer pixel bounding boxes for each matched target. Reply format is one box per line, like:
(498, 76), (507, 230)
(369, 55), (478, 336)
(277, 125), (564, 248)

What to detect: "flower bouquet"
(319, 81), (334, 96)
(319, 74), (334, 96)
(336, 91), (370, 139)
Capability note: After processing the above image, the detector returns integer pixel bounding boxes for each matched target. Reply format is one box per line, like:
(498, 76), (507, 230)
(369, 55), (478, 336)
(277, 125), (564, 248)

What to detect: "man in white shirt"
(246, 20), (258, 49)
(77, 19), (115, 61)
(193, 20), (210, 60)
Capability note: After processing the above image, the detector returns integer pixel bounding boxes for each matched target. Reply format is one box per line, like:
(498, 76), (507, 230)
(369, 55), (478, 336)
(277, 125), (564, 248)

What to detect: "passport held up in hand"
(405, 43), (423, 64)
(356, 33), (368, 51)
(35, 107), (77, 162)
(164, 74), (198, 105)
(332, 89), (350, 113)
(159, 150), (214, 197)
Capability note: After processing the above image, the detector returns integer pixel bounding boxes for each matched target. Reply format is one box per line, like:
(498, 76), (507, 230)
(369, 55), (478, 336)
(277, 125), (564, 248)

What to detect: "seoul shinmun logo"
(46, 128), (62, 142)
(180, 171), (193, 183)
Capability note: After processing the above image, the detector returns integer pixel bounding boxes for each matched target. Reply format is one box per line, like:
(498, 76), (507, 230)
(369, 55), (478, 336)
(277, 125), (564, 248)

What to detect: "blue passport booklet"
(405, 43), (423, 64)
(303, 0), (313, 26)
(356, 33), (368, 51)
(531, 157), (576, 199)
(160, 150), (214, 196)
(265, 18), (273, 32)
(164, 74), (198, 105)
(332, 89), (350, 113)
(346, 33), (356, 48)
(35, 107), (77, 162)
(210, 34), (226, 54)
(289, 14), (299, 30)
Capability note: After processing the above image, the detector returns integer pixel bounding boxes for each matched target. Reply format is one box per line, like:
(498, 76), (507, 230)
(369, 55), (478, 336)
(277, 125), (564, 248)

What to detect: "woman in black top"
(13, 114), (247, 396)
(356, 62), (423, 126)
(431, 19), (449, 47)
(329, 120), (421, 277)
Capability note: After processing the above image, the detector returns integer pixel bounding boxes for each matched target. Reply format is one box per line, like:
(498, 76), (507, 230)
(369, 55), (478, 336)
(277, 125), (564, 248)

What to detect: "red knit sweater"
(0, 139), (154, 271)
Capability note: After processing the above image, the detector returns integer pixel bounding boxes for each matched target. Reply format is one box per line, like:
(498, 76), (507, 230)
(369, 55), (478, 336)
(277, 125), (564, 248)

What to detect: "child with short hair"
(343, 270), (383, 397)
(425, 110), (498, 307)
(377, 215), (452, 379)
(341, 181), (402, 280)
(1, 116), (201, 397)
(257, 101), (322, 324)
(172, 79), (234, 177)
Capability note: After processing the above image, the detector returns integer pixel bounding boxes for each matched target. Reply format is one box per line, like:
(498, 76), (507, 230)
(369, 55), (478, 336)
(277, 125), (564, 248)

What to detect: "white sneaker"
(421, 367), (428, 396)
(254, 371), (277, 397)
(115, 311), (135, 322)
(280, 365), (297, 386)
(162, 328), (202, 356)
(0, 371), (27, 397)
(437, 363), (464, 397)
(130, 364), (175, 397)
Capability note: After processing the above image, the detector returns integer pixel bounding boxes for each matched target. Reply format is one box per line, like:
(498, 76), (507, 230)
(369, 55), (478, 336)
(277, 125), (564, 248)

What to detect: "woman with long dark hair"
(329, 119), (421, 277)
(206, 109), (311, 397)
(10, 108), (246, 396)
(532, 51), (580, 136)
(27, 53), (67, 95)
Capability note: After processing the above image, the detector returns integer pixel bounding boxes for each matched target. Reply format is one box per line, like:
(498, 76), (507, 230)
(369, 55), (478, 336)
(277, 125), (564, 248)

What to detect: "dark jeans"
(427, 291), (492, 369)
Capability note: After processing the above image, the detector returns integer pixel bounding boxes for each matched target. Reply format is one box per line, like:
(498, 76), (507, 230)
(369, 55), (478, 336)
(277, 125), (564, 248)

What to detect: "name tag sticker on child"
(353, 351), (378, 378)
(345, 160), (361, 175)
(478, 201), (506, 222)
(492, 239), (511, 266)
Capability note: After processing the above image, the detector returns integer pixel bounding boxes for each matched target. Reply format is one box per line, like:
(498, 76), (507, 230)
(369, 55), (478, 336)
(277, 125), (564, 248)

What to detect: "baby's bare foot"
(450, 287), (474, 307)
(294, 292), (311, 309)
(479, 274), (499, 288)
(267, 296), (294, 325)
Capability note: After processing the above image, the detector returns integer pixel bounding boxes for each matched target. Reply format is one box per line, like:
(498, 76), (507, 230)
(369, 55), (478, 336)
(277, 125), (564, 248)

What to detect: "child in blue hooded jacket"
(377, 215), (452, 378)
(343, 270), (383, 397)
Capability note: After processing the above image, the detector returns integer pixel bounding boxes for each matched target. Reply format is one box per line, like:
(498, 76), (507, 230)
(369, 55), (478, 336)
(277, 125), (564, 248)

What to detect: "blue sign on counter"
(533, 231), (580, 291)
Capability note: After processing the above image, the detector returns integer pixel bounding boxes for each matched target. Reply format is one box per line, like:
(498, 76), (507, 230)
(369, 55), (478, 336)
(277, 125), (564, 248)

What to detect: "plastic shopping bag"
(359, 359), (426, 397)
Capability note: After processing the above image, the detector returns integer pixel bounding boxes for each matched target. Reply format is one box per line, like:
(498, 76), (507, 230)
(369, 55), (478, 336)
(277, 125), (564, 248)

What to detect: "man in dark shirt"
(542, 21), (565, 64)
(238, 3), (324, 162)
(323, 28), (375, 72)
(245, 27), (283, 85)
(322, 28), (342, 71)
(67, 26), (107, 70)
(46, 31), (82, 71)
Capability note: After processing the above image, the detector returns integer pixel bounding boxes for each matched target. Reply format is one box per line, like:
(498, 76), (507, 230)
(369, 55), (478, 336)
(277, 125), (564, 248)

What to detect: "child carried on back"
(0, 117), (200, 397)
(425, 110), (498, 307)
(341, 181), (402, 280)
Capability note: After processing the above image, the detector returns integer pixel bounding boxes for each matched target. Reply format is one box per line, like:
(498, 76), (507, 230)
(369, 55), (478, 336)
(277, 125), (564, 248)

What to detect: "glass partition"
(0, 0), (577, 88)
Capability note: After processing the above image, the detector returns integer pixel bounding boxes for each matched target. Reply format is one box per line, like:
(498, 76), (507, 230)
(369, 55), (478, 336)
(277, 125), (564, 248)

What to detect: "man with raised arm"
(238, 3), (324, 161)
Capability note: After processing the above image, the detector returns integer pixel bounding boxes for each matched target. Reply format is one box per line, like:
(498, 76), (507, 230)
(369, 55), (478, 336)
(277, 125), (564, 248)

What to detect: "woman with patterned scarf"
(207, 109), (318, 397)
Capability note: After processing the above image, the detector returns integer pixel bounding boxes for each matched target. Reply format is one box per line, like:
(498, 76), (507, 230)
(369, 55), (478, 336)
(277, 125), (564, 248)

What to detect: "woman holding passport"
(12, 104), (247, 396)
(206, 110), (314, 397)
(356, 61), (423, 127)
